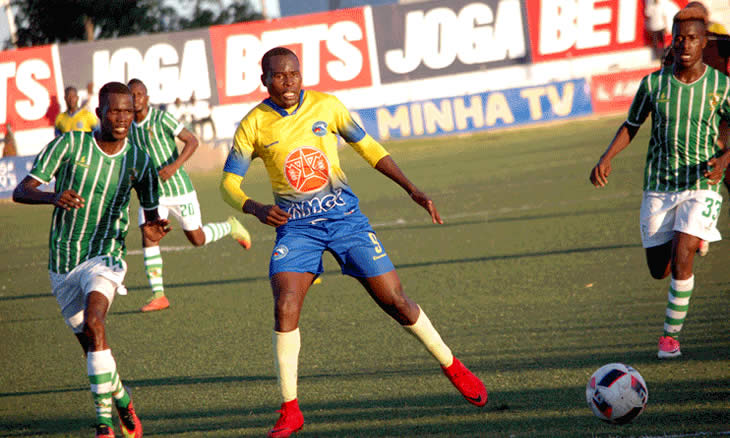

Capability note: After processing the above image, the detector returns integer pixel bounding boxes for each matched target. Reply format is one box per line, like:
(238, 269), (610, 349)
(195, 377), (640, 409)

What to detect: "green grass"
(1, 115), (728, 437)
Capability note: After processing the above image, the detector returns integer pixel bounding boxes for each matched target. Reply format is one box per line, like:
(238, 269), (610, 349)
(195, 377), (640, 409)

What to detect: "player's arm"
(136, 159), (170, 243)
(705, 106), (730, 184)
(159, 127), (198, 181)
(375, 155), (443, 224)
(220, 123), (290, 227)
(590, 122), (640, 187)
(590, 76), (650, 188)
(12, 175), (84, 210)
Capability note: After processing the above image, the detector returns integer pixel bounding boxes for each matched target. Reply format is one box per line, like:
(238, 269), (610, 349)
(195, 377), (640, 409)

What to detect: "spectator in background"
(1, 123), (17, 157)
(55, 86), (98, 136)
(188, 93), (216, 141)
(646, 0), (680, 60)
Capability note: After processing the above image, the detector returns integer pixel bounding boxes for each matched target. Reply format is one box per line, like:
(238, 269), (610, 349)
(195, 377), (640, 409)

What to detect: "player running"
(127, 79), (252, 312)
(220, 47), (488, 438)
(590, 7), (730, 359)
(13, 82), (169, 437)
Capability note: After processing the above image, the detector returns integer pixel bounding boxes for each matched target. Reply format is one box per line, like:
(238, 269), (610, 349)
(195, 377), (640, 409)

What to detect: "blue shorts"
(269, 210), (395, 278)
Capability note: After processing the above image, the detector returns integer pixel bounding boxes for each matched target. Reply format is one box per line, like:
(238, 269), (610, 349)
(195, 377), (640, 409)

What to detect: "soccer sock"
(273, 328), (300, 402)
(87, 349), (117, 427)
(663, 275), (694, 339)
(143, 245), (164, 298)
(403, 306), (454, 368)
(111, 369), (131, 409)
(202, 221), (232, 245)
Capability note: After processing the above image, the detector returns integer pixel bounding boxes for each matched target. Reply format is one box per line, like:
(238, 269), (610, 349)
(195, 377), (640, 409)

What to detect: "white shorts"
(49, 256), (128, 333)
(639, 190), (723, 248)
(138, 191), (202, 231)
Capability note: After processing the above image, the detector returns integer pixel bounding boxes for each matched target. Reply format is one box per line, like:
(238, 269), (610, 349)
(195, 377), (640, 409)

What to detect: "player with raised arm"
(13, 82), (170, 437)
(590, 7), (730, 359)
(127, 79), (252, 312)
(220, 47), (488, 438)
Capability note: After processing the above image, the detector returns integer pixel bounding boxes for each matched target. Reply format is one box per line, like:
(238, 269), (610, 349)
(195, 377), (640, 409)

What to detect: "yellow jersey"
(221, 90), (389, 221)
(54, 109), (98, 136)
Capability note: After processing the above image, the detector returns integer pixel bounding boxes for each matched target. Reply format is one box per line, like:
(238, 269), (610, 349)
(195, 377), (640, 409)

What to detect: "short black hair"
(127, 78), (146, 92)
(64, 86), (77, 95)
(98, 82), (132, 110)
(261, 47), (298, 75)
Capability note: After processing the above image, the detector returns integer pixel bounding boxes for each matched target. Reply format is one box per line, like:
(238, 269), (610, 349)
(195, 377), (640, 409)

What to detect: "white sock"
(403, 306), (454, 367)
(273, 328), (300, 402)
(202, 221), (232, 245)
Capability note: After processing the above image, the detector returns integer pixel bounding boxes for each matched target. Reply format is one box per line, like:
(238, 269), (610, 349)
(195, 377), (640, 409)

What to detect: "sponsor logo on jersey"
(312, 121), (328, 137)
(272, 245), (289, 260)
(76, 156), (89, 168)
(284, 147), (330, 193)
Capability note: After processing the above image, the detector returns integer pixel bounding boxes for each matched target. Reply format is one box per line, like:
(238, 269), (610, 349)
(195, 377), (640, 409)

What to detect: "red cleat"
(140, 296), (169, 312)
(442, 358), (488, 407)
(268, 399), (304, 438)
(118, 398), (143, 438)
(95, 424), (115, 438)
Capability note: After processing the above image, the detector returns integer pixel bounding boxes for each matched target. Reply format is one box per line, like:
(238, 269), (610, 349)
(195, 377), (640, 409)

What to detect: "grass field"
(1, 115), (728, 437)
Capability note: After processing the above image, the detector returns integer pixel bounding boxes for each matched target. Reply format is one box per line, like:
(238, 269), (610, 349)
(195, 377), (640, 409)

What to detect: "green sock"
(202, 221), (232, 244)
(663, 276), (694, 339)
(143, 245), (164, 298)
(87, 350), (116, 427)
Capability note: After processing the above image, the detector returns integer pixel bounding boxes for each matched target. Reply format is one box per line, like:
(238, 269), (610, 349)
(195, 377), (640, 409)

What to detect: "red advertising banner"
(0, 45), (61, 135)
(526, 0), (648, 62)
(209, 8), (373, 105)
(590, 67), (656, 114)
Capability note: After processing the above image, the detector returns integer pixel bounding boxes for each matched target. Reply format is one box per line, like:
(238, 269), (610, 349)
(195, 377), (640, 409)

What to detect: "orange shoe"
(140, 296), (169, 312)
(118, 396), (143, 438)
(442, 358), (488, 407)
(95, 424), (115, 438)
(268, 399), (304, 438)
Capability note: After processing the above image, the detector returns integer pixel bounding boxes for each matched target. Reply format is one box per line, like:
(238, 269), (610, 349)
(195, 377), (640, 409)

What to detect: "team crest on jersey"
(312, 121), (328, 137)
(75, 155), (89, 168)
(708, 93), (721, 108)
(272, 245), (289, 260)
(657, 91), (669, 103)
(284, 146), (330, 193)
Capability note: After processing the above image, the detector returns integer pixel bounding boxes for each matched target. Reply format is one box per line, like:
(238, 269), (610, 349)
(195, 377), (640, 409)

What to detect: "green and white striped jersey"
(627, 65), (730, 193)
(128, 107), (195, 198)
(29, 131), (159, 274)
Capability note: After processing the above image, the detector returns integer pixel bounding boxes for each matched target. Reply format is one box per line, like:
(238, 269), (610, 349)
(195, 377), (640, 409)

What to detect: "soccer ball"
(586, 363), (648, 424)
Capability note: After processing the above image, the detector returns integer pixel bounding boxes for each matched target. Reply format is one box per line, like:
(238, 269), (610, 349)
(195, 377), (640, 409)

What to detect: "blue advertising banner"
(352, 79), (593, 140)
(0, 155), (53, 199)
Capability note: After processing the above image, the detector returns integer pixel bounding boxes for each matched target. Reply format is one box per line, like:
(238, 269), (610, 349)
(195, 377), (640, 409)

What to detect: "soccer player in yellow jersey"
(54, 86), (98, 136)
(220, 47), (488, 438)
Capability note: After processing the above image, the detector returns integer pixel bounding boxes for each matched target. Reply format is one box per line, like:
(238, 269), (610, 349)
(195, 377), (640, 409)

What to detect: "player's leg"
(176, 193), (251, 249)
(657, 190), (722, 359)
(267, 272), (312, 438)
(356, 270), (487, 407)
(645, 241), (672, 279)
(334, 218), (487, 407)
(139, 205), (169, 312)
(640, 191), (675, 279)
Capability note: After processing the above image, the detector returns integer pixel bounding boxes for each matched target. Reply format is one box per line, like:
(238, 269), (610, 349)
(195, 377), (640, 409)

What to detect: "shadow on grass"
(118, 243), (641, 293)
(2, 377), (728, 437)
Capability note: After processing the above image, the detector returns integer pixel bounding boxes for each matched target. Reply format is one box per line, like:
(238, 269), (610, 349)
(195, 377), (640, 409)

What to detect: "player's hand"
(141, 218), (171, 244)
(590, 158), (612, 187)
(255, 204), (291, 227)
(410, 190), (443, 224)
(704, 155), (730, 185)
(158, 164), (178, 181)
(54, 189), (84, 210)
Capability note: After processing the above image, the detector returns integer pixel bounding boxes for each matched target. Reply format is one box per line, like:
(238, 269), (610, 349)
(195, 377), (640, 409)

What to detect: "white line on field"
(635, 432), (730, 438)
(128, 190), (640, 256)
